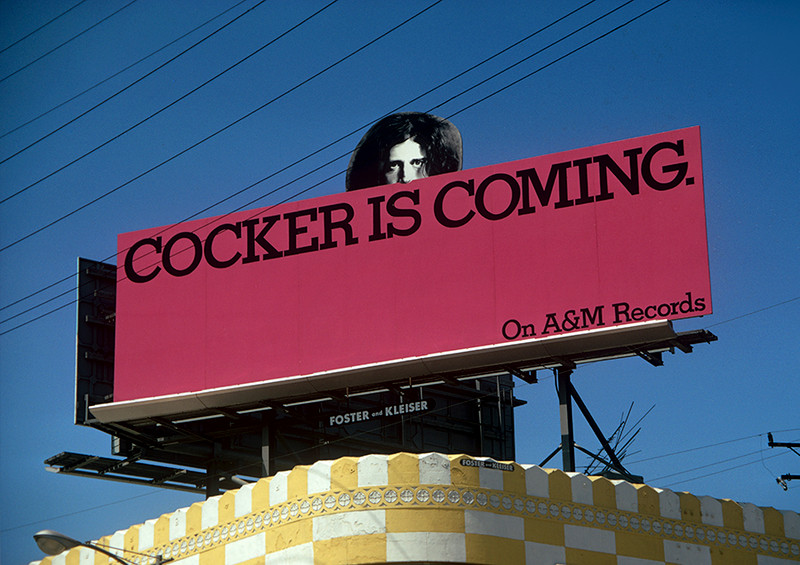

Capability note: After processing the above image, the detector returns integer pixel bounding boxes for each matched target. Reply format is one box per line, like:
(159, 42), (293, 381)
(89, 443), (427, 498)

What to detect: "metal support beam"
(633, 349), (663, 367)
(206, 444), (221, 498)
(551, 365), (642, 482)
(557, 368), (575, 473)
(569, 384), (638, 481)
(261, 415), (270, 477)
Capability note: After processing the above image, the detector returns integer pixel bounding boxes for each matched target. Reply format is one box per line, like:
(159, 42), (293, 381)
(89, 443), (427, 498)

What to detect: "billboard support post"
(557, 367), (576, 472)
(554, 365), (645, 483)
(206, 445), (220, 498)
(261, 419), (270, 478)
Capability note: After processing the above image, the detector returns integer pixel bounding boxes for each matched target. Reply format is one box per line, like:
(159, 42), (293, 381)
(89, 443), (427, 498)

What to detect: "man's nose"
(401, 165), (422, 183)
(397, 165), (410, 183)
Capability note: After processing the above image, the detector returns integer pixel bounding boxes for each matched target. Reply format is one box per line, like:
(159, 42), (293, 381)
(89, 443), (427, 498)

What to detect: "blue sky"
(1, 1), (798, 563)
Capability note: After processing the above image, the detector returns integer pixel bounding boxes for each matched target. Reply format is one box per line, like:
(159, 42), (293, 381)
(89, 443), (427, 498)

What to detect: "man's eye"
(387, 162), (400, 171)
(410, 158), (427, 168)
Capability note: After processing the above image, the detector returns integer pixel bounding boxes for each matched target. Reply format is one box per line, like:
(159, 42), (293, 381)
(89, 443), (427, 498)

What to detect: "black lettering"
(571, 158), (594, 205)
(242, 216), (283, 263)
(387, 189), (421, 237)
(580, 306), (604, 328)
(367, 195), (387, 242)
(434, 179), (475, 228)
(284, 208), (319, 256)
(502, 319), (519, 340)
(593, 148), (643, 199)
(163, 232), (203, 277)
(502, 319), (535, 340)
(613, 302), (631, 323)
(204, 222), (242, 269)
(642, 139), (688, 191)
(516, 161), (571, 213)
(475, 173), (519, 220)
(694, 297), (706, 312)
(319, 203), (358, 250)
(561, 309), (580, 331)
(541, 313), (561, 335)
(124, 237), (162, 283)
(679, 292), (695, 314)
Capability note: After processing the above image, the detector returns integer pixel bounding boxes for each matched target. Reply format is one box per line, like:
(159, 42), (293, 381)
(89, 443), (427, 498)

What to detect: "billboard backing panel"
(113, 127), (710, 407)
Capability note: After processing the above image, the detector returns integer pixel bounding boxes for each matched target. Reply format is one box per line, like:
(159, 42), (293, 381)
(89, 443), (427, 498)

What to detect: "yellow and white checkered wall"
(31, 452), (800, 564)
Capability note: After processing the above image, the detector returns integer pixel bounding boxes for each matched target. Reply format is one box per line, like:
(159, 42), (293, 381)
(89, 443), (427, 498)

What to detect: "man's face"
(384, 138), (428, 184)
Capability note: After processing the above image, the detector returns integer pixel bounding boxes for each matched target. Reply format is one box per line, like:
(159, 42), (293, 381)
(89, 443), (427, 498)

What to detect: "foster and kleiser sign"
(111, 127), (711, 410)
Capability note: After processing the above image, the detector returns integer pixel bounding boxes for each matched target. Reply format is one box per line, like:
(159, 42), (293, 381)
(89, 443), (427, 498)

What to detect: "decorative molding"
(31, 453), (800, 565)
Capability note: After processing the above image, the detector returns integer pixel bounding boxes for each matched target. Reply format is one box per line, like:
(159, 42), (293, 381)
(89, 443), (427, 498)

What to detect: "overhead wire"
(627, 433), (764, 464)
(6, 0), (792, 340)
(0, 0), (90, 56)
(0, 0), (795, 537)
(445, 0), (671, 120)
(3, 374), (796, 532)
(429, 0), (638, 114)
(705, 296), (800, 329)
(0, 0), (607, 318)
(0, 0), (442, 253)
(0, 0), (138, 85)
(10, 0), (789, 351)
(0, 0), (603, 322)
(656, 446), (788, 481)
(4, 2), (795, 346)
(659, 445), (799, 488)
(0, 0), (251, 140)
(0, 0), (274, 184)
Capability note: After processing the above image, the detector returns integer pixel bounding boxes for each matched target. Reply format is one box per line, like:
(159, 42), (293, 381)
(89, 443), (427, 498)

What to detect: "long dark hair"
(346, 112), (462, 191)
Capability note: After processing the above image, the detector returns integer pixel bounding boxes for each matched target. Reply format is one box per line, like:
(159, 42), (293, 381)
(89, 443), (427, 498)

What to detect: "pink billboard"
(109, 127), (710, 414)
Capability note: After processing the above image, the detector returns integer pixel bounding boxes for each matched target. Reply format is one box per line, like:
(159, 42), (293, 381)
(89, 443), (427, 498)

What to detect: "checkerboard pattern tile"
(31, 453), (800, 564)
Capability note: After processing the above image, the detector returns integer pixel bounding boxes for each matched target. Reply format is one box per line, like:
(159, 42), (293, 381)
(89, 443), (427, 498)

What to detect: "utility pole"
(768, 432), (800, 490)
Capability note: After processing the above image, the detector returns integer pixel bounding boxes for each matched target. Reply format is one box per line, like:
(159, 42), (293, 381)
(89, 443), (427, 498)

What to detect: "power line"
(0, 0), (251, 140)
(660, 448), (796, 489)
(430, 0), (638, 114)
(0, 0), (90, 55)
(652, 444), (798, 483)
(0, 163), (343, 336)
(0, 0), (600, 317)
(706, 296), (800, 328)
(0, 1), (138, 84)
(0, 0), (795, 544)
(628, 428), (800, 465)
(446, 0), (672, 120)
(0, 0), (273, 179)
(0, 0), (443, 254)
(0, 489), (166, 534)
(627, 434), (763, 464)
(1, 0), (692, 337)
(3, 379), (794, 532)
(62, 1), (615, 292)
(0, 0), (701, 335)
(3, 7), (791, 350)
(2, 0), (778, 337)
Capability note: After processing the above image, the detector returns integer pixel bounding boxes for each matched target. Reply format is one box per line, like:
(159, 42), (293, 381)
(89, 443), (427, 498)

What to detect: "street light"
(34, 530), (171, 564)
